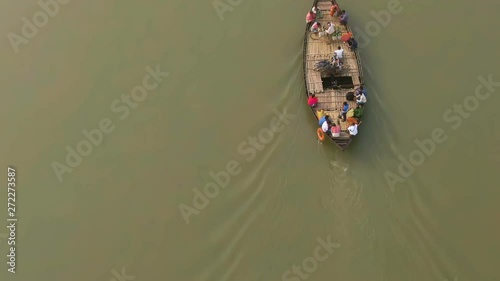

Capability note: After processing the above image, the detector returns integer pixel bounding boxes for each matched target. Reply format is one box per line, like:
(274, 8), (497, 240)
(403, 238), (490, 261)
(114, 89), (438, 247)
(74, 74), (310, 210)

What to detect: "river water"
(1, 0), (499, 280)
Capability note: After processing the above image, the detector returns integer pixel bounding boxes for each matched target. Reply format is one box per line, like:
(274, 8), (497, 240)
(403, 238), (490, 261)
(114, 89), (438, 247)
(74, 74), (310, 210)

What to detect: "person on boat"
(354, 85), (366, 97)
(330, 2), (339, 17)
(330, 123), (341, 138)
(354, 105), (364, 119)
(340, 101), (349, 122)
(321, 118), (330, 135)
(334, 46), (344, 63)
(339, 10), (348, 25)
(312, 4), (318, 14)
(310, 21), (321, 33)
(325, 22), (335, 44)
(316, 109), (325, 120)
(348, 122), (358, 137)
(347, 37), (358, 50)
(306, 11), (316, 25)
(331, 53), (340, 70)
(356, 91), (367, 105)
(334, 46), (344, 58)
(312, 4), (322, 19)
(319, 115), (328, 126)
(347, 116), (358, 125)
(308, 93), (318, 108)
(346, 107), (355, 119)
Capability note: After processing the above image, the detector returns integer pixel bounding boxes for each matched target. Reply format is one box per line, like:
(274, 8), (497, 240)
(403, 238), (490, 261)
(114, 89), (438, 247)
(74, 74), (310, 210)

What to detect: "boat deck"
(304, 0), (364, 148)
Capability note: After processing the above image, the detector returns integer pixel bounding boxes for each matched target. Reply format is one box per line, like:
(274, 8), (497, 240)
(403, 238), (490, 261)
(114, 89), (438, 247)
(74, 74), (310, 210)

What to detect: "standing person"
(332, 53), (339, 68)
(340, 10), (348, 25)
(334, 46), (344, 63)
(339, 101), (349, 122)
(331, 53), (342, 72)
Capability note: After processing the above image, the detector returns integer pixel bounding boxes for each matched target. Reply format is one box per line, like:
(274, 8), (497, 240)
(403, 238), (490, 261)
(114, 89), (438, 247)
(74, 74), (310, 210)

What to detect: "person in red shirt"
(308, 93), (318, 108)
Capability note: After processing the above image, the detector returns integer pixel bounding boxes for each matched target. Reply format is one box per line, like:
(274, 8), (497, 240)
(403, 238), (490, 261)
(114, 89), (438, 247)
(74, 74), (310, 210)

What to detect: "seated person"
(308, 94), (318, 107)
(346, 117), (358, 125)
(347, 37), (358, 50)
(312, 5), (318, 14)
(339, 10), (348, 25)
(329, 3), (339, 17)
(355, 85), (366, 96)
(321, 119), (330, 134)
(310, 21), (321, 33)
(348, 123), (358, 137)
(325, 22), (335, 43)
(312, 5), (322, 18)
(346, 108), (355, 118)
(356, 92), (367, 105)
(306, 11), (316, 24)
(330, 123), (341, 138)
(319, 115), (330, 126)
(354, 105), (363, 118)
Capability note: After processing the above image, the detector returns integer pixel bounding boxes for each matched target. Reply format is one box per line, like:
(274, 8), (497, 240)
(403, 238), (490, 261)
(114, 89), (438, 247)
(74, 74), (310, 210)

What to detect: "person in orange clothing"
(330, 2), (339, 17)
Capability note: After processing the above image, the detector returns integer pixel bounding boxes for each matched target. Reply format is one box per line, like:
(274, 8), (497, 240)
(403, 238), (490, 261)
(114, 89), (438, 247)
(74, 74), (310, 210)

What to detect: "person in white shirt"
(312, 5), (318, 14)
(348, 123), (358, 137)
(321, 120), (329, 133)
(356, 92), (367, 105)
(334, 46), (344, 62)
(325, 22), (335, 44)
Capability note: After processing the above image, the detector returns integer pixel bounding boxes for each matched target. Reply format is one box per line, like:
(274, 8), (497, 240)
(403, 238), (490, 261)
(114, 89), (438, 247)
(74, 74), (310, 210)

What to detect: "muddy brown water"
(0, 0), (499, 280)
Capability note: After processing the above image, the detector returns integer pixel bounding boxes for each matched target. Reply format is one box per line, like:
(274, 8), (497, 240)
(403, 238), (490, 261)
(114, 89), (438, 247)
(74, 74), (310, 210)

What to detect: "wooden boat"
(303, 0), (365, 150)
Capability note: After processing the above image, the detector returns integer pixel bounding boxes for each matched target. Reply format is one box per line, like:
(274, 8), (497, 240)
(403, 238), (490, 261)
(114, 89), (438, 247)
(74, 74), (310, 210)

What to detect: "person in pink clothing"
(330, 123), (341, 138)
(306, 11), (316, 24)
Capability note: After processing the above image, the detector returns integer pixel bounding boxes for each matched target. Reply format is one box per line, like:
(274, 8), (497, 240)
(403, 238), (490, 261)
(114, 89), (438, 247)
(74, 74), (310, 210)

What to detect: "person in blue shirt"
(318, 115), (330, 126)
(340, 102), (349, 121)
(347, 37), (358, 50)
(340, 10), (348, 25)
